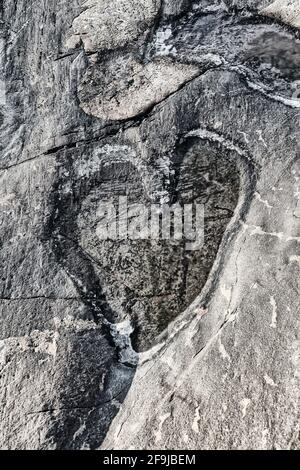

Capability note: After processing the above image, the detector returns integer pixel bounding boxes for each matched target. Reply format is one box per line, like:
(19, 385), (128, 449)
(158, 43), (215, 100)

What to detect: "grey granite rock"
(261, 0), (300, 27)
(0, 0), (299, 450)
(66, 0), (161, 53)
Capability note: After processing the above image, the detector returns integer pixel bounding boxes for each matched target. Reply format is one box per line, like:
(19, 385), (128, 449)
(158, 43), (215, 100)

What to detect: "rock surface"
(66, 0), (161, 53)
(0, 0), (300, 450)
(261, 1), (300, 28)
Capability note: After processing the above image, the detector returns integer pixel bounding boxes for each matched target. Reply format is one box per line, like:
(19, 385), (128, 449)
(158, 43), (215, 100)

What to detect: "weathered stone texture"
(0, 0), (300, 450)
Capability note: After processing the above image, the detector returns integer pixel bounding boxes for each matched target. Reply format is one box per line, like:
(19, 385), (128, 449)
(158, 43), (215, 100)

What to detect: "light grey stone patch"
(66, 0), (161, 53)
(162, 0), (192, 17)
(260, 0), (300, 28)
(224, 0), (273, 10)
(78, 56), (200, 120)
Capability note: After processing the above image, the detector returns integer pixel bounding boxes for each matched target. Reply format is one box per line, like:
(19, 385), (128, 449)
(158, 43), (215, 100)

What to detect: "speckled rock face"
(261, 0), (300, 28)
(1, 0), (300, 450)
(66, 0), (161, 52)
(78, 56), (200, 120)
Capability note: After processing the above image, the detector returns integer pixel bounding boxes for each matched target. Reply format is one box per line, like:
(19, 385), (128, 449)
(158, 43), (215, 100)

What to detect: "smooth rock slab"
(66, 0), (161, 52)
(78, 56), (200, 121)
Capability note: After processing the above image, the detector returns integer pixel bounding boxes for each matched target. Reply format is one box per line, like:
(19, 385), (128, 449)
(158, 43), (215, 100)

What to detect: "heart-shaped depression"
(47, 136), (241, 352)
